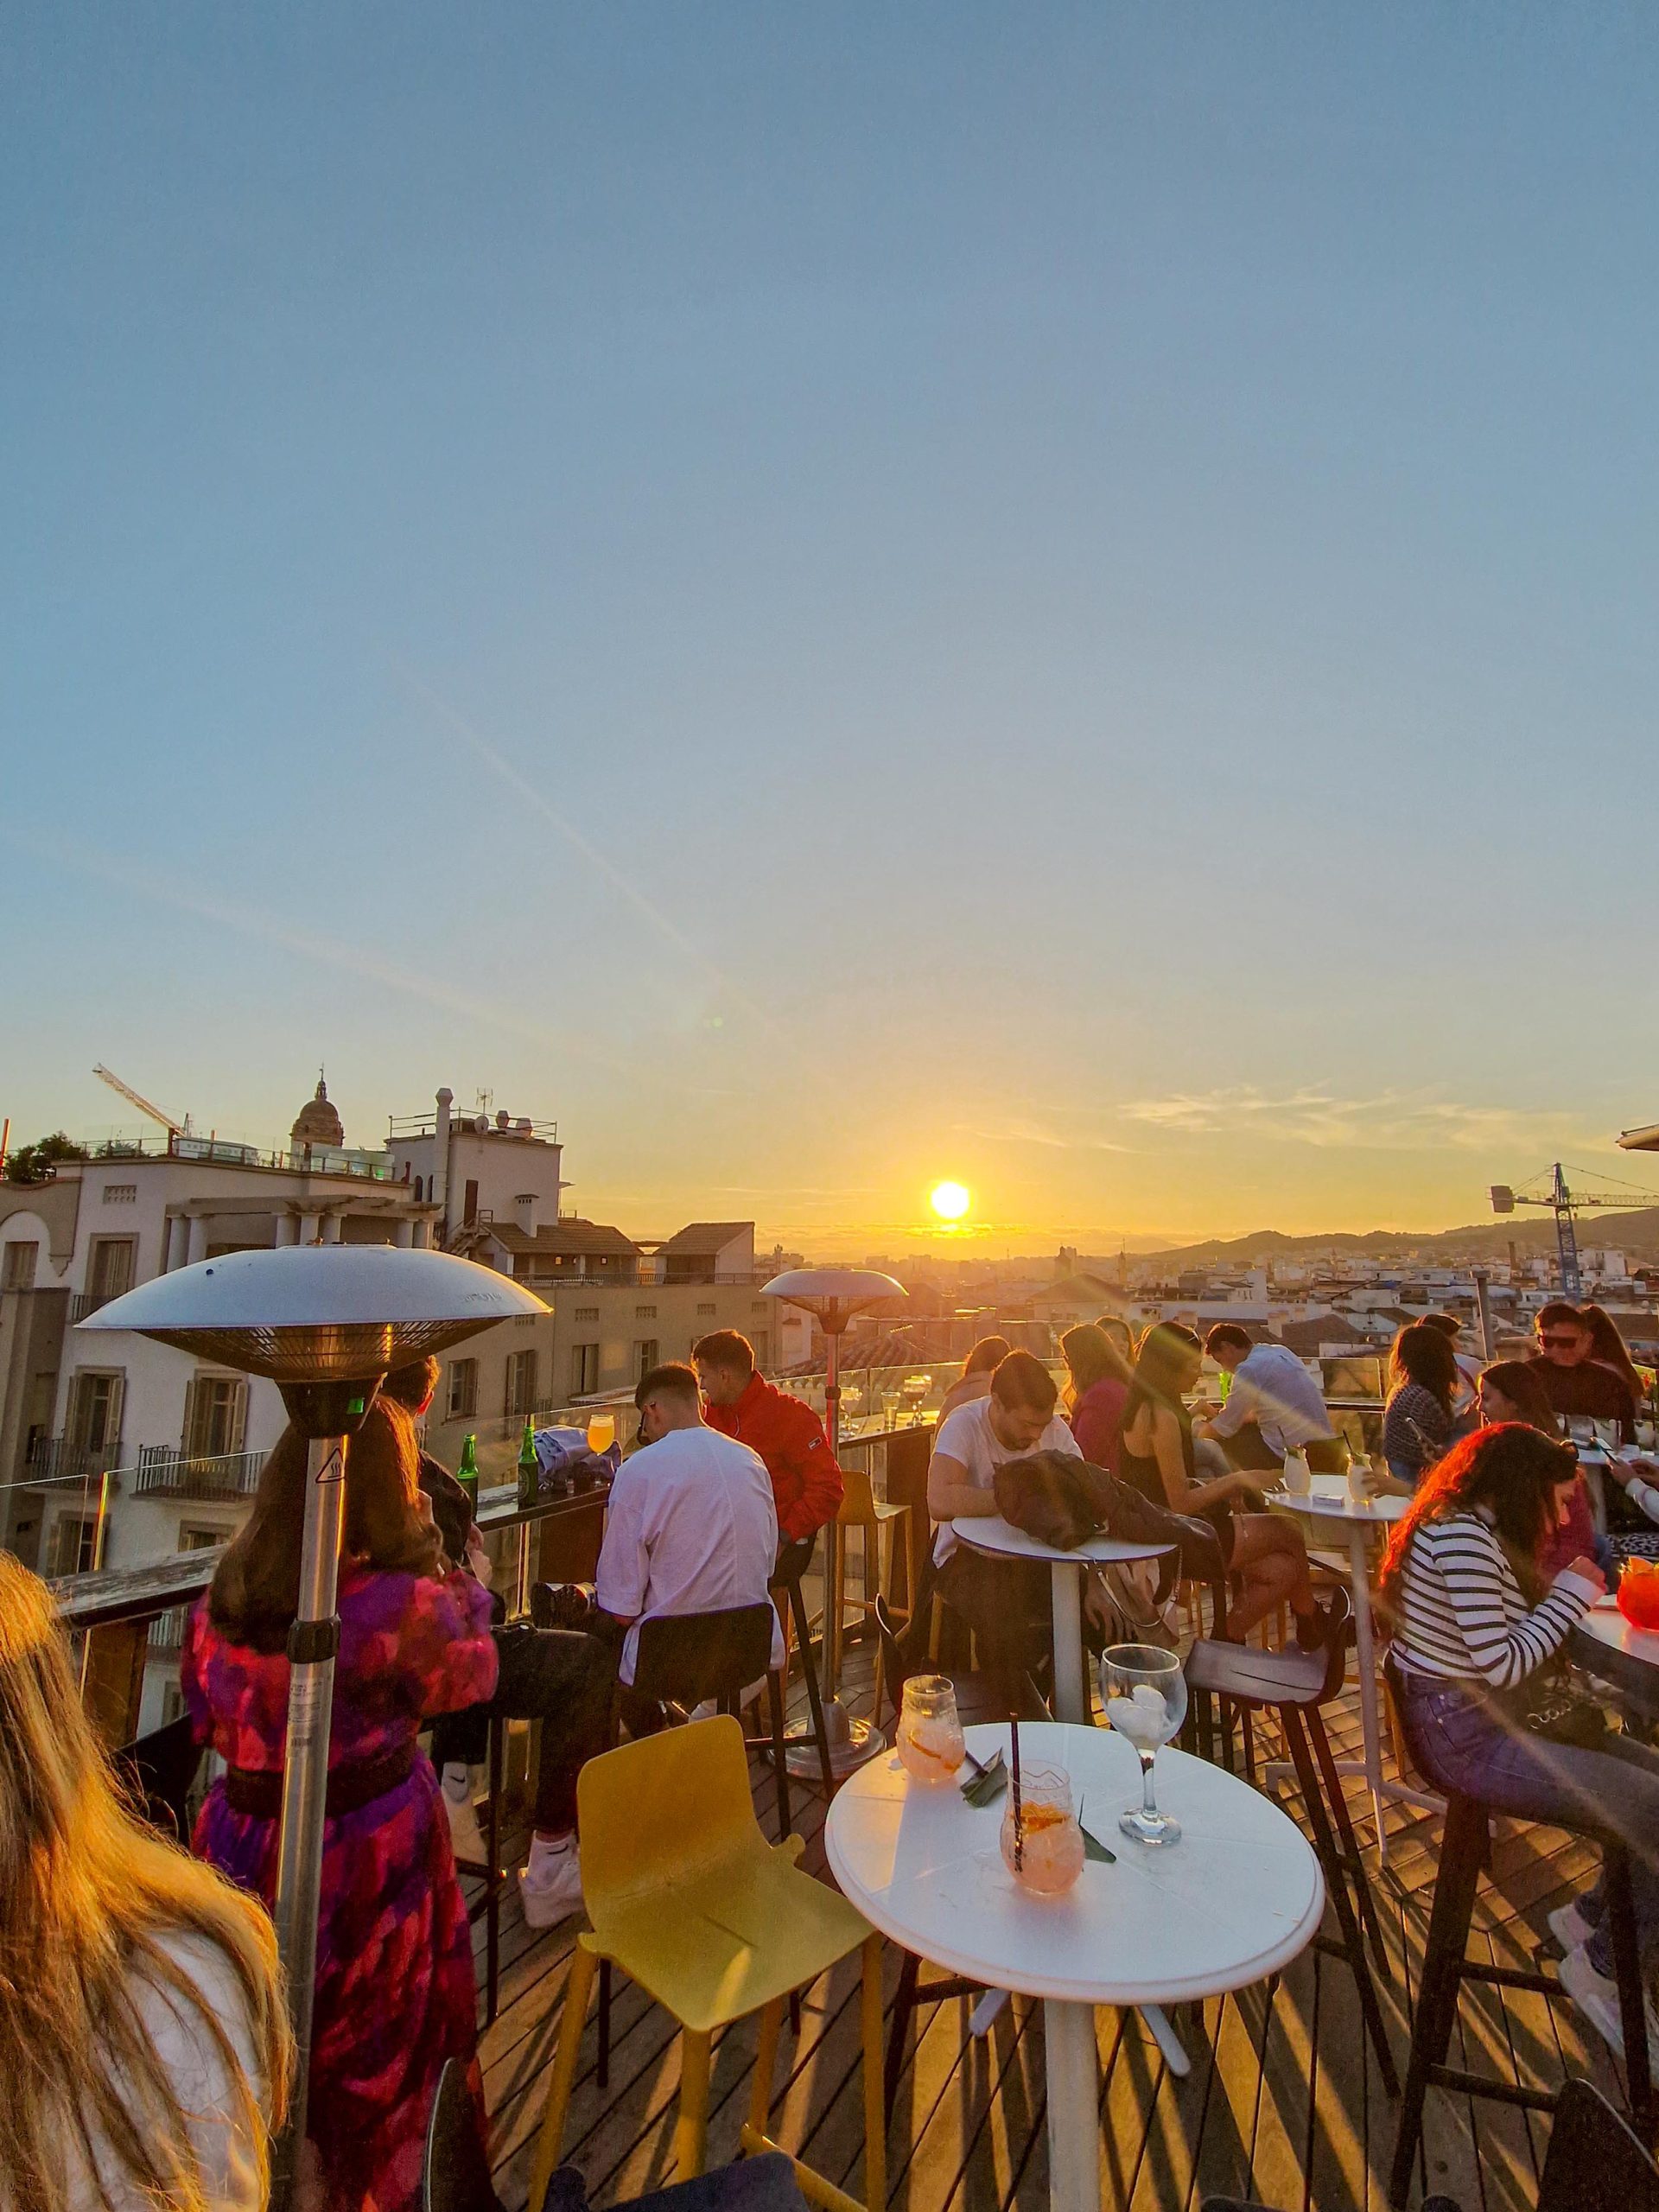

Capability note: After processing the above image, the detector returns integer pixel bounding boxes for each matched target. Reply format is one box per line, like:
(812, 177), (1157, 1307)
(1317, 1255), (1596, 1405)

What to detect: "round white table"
(950, 1514), (1172, 1726)
(1573, 1601), (1659, 1718)
(826, 1720), (1323, 2212)
(1263, 1474), (1440, 1862)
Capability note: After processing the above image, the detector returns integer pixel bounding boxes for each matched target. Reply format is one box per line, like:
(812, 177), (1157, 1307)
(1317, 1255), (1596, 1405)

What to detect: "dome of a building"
(290, 1076), (344, 1153)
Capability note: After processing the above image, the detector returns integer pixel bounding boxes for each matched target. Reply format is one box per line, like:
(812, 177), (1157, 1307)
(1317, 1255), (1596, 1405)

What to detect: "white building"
(0, 1081), (780, 1578)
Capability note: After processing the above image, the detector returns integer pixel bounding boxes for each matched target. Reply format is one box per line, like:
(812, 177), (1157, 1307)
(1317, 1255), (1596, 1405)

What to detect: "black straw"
(1009, 1712), (1023, 1870)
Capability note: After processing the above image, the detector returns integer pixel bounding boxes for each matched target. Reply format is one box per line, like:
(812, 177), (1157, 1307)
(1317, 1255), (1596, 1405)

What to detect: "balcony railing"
(130, 1446), (267, 1502)
(27, 1434), (126, 1485)
(70, 1291), (119, 1322)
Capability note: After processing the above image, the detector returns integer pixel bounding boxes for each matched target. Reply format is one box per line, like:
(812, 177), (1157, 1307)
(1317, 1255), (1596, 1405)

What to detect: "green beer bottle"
(457, 1433), (480, 1514)
(517, 1416), (538, 1509)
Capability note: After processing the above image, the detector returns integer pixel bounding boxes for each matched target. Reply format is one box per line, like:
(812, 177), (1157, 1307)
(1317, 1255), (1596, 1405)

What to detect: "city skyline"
(5, 10), (1658, 1250)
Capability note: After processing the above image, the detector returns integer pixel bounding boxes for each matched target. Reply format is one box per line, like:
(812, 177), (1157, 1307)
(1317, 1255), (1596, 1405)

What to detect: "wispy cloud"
(4, 826), (639, 1076)
(1121, 1085), (1601, 1153)
(389, 660), (788, 1046)
(954, 1116), (1135, 1154)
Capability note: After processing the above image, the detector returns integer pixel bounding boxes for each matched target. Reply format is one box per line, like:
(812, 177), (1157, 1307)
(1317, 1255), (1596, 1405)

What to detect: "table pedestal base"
(970, 1985), (1190, 2078)
(1044, 1999), (1100, 2212)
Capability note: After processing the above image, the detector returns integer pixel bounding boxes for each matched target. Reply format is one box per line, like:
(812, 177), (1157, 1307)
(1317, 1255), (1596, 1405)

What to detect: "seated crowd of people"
(13, 1299), (1659, 2206)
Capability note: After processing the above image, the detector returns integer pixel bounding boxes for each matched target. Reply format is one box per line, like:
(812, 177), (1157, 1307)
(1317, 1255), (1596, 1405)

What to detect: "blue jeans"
(1402, 1675), (1659, 1979)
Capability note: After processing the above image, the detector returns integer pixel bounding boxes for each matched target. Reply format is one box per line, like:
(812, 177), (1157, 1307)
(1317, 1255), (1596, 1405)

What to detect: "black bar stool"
(448, 1712), (506, 2027)
(765, 1535), (837, 1805)
(1386, 1659), (1655, 2205)
(1185, 1583), (1399, 2096)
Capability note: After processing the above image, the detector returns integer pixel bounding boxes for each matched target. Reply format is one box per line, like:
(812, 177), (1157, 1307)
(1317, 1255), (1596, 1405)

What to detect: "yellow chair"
(528, 1716), (886, 2212)
(833, 1463), (917, 1719)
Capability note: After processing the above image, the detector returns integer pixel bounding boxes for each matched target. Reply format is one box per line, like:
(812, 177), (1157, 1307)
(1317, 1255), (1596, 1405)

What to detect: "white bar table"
(1573, 1598), (1659, 1719)
(826, 1720), (1323, 2212)
(950, 1514), (1171, 1727)
(950, 1516), (1185, 2063)
(1264, 1474), (1440, 1863)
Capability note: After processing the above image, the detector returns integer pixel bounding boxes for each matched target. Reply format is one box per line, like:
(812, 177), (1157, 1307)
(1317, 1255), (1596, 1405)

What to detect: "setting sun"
(929, 1180), (971, 1222)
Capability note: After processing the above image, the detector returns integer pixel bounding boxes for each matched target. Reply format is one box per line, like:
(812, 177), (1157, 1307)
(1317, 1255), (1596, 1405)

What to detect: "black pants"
(430, 1624), (614, 1834)
(1220, 1427), (1348, 1477)
(936, 1548), (1057, 1713)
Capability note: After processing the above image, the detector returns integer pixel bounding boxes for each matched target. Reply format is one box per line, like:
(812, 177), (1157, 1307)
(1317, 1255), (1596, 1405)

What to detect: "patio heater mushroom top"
(74, 1241), (544, 1380)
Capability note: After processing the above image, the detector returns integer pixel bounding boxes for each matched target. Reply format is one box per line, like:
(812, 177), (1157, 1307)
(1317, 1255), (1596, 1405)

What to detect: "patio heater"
(78, 1244), (545, 2202)
(761, 1267), (906, 1777)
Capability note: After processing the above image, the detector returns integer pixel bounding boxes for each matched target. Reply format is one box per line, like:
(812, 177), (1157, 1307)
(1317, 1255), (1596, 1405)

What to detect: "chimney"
(431, 1089), (453, 1238)
(515, 1192), (537, 1236)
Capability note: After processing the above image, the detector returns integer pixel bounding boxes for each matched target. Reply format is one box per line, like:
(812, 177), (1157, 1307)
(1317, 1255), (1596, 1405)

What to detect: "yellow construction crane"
(92, 1064), (191, 1139)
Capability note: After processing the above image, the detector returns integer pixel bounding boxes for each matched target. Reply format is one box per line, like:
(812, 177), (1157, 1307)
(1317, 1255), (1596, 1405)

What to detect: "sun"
(929, 1180), (971, 1223)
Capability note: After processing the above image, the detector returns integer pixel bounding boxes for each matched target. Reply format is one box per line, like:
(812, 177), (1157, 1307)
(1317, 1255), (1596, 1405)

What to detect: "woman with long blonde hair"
(0, 1553), (290, 2212)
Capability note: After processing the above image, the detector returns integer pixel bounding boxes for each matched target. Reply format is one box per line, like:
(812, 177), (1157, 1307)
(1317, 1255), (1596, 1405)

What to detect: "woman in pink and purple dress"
(183, 1397), (498, 2212)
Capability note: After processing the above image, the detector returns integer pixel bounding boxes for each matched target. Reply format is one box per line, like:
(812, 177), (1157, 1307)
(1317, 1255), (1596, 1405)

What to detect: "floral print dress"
(182, 1565), (498, 2212)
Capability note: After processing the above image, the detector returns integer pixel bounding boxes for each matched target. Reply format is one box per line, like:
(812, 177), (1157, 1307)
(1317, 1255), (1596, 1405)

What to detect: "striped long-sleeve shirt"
(1391, 1512), (1599, 1689)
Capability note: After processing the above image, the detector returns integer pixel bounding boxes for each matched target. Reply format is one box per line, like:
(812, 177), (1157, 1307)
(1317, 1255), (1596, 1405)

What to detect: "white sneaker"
(1560, 1942), (1626, 2059)
(1557, 1942), (1659, 2069)
(442, 1779), (489, 1868)
(1548, 1898), (1596, 1954)
(519, 1841), (584, 1929)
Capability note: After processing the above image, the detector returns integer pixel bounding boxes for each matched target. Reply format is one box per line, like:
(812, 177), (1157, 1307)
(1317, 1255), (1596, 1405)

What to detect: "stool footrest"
(1426, 2064), (1558, 2114)
(1459, 1959), (1557, 1998)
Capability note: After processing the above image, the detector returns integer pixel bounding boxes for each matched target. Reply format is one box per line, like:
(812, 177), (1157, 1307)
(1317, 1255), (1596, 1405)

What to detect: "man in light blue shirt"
(1196, 1324), (1347, 1476)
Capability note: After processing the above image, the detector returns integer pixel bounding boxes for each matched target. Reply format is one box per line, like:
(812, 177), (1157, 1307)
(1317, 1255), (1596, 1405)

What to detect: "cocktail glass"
(896, 1675), (966, 1785)
(999, 1762), (1084, 1894)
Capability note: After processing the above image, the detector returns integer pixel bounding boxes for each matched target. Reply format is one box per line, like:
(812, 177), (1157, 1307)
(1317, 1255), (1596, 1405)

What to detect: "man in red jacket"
(693, 1329), (843, 1554)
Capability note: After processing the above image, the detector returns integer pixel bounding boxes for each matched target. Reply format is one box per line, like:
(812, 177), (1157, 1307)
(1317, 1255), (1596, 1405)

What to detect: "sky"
(4, 7), (1659, 1255)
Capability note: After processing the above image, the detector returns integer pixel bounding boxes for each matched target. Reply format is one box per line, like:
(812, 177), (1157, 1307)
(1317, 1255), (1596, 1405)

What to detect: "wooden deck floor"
(471, 1649), (1629, 2212)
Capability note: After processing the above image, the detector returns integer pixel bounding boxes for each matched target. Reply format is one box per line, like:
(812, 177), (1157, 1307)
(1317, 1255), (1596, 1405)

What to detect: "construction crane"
(92, 1065), (191, 1141)
(1490, 1161), (1659, 1300)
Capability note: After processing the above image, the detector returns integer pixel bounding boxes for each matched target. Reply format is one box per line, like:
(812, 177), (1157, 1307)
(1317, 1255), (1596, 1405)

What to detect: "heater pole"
(270, 1431), (348, 2205)
(823, 1322), (843, 1692)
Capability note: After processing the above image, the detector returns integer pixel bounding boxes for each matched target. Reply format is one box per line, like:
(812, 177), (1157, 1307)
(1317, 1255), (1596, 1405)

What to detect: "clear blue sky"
(4, 6), (1658, 1250)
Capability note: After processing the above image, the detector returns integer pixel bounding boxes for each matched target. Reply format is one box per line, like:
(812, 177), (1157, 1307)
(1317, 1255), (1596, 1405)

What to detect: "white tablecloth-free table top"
(951, 1513), (1173, 1568)
(1263, 1473), (1408, 1527)
(1578, 1601), (1659, 1668)
(824, 1720), (1324, 2008)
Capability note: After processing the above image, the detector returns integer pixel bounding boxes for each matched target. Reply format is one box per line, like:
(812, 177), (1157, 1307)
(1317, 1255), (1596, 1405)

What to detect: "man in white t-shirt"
(1196, 1324), (1346, 1477)
(596, 1361), (786, 1689)
(925, 1350), (1084, 1707)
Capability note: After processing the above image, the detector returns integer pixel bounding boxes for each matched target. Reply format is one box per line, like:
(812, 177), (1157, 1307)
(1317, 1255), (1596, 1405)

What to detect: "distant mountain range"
(1116, 1210), (1659, 1274)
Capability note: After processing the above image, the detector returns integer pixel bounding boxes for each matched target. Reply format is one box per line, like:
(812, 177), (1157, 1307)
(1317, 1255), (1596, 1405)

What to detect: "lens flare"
(930, 1181), (971, 1223)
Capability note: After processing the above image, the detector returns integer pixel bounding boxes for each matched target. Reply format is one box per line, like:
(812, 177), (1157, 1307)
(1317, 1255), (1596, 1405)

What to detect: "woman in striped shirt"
(1381, 1424), (1659, 2063)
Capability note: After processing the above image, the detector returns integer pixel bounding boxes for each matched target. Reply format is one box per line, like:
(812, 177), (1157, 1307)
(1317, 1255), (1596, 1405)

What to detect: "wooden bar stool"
(832, 1465), (917, 1719)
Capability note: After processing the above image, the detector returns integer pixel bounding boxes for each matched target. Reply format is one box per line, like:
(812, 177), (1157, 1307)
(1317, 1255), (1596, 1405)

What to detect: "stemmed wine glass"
(1102, 1643), (1188, 1847)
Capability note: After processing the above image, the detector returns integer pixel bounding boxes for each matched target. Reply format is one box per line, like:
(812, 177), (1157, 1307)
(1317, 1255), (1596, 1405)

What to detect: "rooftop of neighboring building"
(653, 1221), (753, 1255)
(482, 1217), (642, 1259)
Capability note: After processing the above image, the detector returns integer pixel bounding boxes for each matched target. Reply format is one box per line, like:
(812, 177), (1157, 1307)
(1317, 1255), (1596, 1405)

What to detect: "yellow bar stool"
(528, 1715), (887, 2212)
(832, 1464), (917, 1720)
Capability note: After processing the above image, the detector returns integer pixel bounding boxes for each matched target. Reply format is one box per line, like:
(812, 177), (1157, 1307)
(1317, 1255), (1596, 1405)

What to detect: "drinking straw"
(1009, 1713), (1024, 1871)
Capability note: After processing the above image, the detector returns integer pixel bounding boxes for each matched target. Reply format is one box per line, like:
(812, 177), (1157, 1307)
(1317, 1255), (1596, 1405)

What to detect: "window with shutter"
(68, 1371), (124, 1458)
(88, 1237), (137, 1301)
(185, 1376), (244, 1459)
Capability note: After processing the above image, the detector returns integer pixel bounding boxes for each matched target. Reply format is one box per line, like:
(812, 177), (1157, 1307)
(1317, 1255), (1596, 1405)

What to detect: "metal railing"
(69, 1291), (121, 1322)
(27, 1434), (125, 1485)
(78, 1131), (402, 1179)
(130, 1446), (267, 1501)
